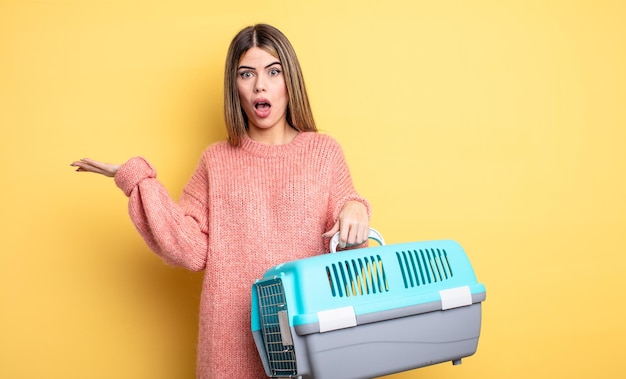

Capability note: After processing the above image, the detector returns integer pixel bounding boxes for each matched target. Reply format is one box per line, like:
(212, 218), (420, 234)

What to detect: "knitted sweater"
(114, 131), (370, 378)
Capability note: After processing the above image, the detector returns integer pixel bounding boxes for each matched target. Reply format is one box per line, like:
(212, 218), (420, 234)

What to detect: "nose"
(254, 76), (265, 93)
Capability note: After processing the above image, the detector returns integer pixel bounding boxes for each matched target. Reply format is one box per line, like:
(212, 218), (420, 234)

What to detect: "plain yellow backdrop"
(1, 0), (625, 378)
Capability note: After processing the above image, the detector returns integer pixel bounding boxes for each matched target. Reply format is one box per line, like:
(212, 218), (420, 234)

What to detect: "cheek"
(235, 85), (252, 116)
(274, 82), (288, 103)
(236, 82), (247, 99)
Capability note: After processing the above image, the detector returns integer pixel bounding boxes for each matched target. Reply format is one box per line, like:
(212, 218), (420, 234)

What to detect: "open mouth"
(253, 99), (272, 118)
(254, 99), (271, 109)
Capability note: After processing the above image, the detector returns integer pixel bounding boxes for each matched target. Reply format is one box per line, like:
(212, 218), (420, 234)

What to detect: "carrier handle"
(330, 227), (385, 253)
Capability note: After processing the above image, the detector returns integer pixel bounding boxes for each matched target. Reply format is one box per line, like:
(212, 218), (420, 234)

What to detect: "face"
(236, 47), (289, 133)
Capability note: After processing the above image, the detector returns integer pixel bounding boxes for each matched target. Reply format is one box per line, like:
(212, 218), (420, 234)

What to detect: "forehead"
(238, 47), (280, 67)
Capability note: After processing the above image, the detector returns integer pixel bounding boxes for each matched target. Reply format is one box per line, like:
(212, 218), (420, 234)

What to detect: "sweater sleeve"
(326, 139), (371, 228)
(114, 156), (209, 271)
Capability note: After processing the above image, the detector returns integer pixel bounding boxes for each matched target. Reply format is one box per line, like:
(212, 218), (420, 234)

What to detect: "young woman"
(71, 24), (370, 378)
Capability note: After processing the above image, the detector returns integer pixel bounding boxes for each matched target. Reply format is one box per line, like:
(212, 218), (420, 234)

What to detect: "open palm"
(71, 158), (120, 177)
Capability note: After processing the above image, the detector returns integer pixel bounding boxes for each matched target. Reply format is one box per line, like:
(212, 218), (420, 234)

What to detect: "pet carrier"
(251, 229), (486, 379)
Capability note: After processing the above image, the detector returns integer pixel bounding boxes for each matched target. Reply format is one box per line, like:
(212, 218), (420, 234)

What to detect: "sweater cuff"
(114, 156), (157, 196)
(333, 194), (372, 222)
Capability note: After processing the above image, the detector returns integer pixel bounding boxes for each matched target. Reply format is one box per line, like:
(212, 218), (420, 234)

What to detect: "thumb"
(322, 221), (339, 238)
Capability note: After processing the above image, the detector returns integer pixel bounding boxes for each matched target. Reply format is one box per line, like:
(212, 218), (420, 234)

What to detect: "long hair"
(223, 24), (317, 146)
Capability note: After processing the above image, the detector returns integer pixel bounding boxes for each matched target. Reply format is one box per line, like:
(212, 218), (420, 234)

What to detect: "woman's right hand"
(70, 158), (120, 177)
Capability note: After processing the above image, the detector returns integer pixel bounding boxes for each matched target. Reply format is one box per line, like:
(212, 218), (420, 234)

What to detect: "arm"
(115, 157), (209, 271)
(321, 142), (371, 249)
(71, 157), (209, 271)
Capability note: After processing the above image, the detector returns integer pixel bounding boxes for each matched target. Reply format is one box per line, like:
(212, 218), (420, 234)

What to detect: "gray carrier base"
(253, 295), (484, 379)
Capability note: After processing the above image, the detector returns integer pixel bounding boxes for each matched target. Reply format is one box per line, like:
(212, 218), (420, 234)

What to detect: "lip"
(253, 97), (272, 118)
(254, 97), (271, 107)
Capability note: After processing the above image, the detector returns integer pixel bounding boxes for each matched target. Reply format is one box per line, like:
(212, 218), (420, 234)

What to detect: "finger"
(344, 224), (356, 246)
(71, 158), (97, 167)
(71, 160), (105, 175)
(346, 222), (369, 247)
(338, 223), (351, 249)
(345, 229), (361, 248)
(80, 158), (109, 171)
(70, 161), (93, 172)
(358, 222), (370, 244)
(322, 221), (339, 238)
(71, 158), (118, 177)
(352, 224), (365, 246)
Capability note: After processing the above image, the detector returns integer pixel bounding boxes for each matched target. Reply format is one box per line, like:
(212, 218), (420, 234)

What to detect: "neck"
(248, 125), (299, 145)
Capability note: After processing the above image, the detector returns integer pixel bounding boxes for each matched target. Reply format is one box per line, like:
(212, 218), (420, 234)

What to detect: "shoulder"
(296, 132), (347, 168)
(203, 140), (232, 153)
(301, 131), (338, 144)
(199, 140), (236, 159)
(184, 141), (238, 173)
(299, 132), (343, 152)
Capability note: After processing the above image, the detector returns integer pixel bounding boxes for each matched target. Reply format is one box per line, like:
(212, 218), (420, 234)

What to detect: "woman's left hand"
(323, 201), (369, 249)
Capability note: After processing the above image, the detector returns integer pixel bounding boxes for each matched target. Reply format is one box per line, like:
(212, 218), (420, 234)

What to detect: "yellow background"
(1, 0), (625, 378)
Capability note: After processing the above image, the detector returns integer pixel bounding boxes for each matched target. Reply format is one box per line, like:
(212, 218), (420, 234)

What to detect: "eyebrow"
(237, 61), (282, 70)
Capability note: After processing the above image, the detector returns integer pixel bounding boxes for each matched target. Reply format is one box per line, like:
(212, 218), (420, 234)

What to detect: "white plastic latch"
(277, 310), (294, 346)
(317, 306), (357, 332)
(439, 286), (472, 310)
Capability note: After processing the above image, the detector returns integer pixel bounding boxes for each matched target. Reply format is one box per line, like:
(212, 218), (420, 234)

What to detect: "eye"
(268, 68), (282, 77)
(238, 71), (254, 79)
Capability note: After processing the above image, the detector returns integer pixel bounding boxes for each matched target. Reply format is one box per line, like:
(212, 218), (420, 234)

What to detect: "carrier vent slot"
(326, 255), (389, 297)
(256, 278), (298, 377)
(396, 249), (453, 288)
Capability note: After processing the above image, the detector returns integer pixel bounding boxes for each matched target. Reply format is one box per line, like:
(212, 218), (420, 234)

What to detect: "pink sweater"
(114, 132), (370, 378)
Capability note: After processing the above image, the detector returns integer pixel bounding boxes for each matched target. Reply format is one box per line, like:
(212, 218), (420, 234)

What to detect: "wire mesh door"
(256, 278), (298, 377)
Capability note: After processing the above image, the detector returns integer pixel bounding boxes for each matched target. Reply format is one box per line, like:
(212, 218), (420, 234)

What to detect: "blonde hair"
(223, 24), (317, 146)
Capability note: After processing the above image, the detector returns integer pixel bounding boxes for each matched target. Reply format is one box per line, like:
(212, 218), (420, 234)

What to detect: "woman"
(71, 24), (370, 378)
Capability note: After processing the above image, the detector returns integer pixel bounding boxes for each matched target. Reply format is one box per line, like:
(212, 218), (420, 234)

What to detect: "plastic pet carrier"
(251, 229), (486, 379)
